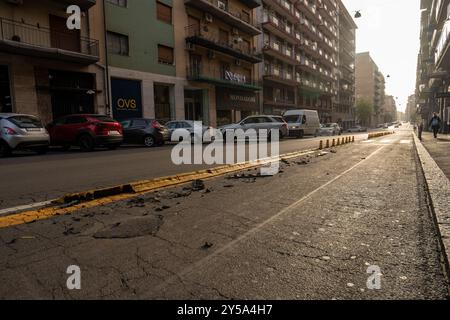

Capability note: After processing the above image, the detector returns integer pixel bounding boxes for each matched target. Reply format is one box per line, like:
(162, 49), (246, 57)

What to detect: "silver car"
(165, 120), (215, 143)
(0, 113), (50, 156)
(220, 115), (289, 141)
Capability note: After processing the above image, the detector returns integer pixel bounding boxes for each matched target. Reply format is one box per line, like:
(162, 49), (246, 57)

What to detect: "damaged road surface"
(0, 131), (448, 299)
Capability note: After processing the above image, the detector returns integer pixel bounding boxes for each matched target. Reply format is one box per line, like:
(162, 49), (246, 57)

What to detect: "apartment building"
(355, 52), (386, 127)
(334, 0), (357, 129)
(260, 0), (340, 124)
(105, 0), (186, 122)
(172, 0), (262, 127)
(416, 0), (450, 132)
(383, 95), (397, 123)
(0, 0), (106, 125)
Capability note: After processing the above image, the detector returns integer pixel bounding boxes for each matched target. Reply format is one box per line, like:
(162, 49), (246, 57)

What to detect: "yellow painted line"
(0, 148), (319, 229)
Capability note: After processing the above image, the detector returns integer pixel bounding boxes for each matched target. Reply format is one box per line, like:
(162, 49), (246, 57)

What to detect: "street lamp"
(354, 10), (362, 19)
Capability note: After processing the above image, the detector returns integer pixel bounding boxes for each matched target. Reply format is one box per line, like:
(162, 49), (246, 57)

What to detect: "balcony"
(262, 15), (298, 44)
(55, 0), (96, 10)
(0, 18), (99, 65)
(187, 65), (261, 91)
(262, 0), (298, 24)
(185, 0), (261, 36)
(435, 20), (450, 69)
(296, 0), (320, 24)
(263, 98), (296, 108)
(263, 43), (297, 65)
(264, 67), (299, 87)
(185, 25), (262, 64)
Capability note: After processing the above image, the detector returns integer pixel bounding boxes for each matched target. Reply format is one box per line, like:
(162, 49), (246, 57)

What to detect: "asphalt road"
(0, 128), (448, 299)
(0, 132), (370, 210)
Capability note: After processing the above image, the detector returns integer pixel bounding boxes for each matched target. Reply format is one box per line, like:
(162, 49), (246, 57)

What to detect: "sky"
(342, 0), (422, 112)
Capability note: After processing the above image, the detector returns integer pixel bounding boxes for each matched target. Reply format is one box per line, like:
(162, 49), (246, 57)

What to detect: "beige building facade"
(355, 52), (386, 127)
(0, 0), (107, 125)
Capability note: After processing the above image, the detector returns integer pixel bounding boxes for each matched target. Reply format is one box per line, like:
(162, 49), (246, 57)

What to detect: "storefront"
(111, 78), (143, 121)
(216, 87), (259, 126)
(48, 70), (96, 120)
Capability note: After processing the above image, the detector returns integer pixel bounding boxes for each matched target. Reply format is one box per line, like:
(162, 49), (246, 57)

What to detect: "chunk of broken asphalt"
(201, 242), (214, 250)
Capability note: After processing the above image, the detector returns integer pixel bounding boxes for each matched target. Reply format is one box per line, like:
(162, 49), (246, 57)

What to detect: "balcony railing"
(187, 65), (261, 90)
(185, 25), (261, 63)
(0, 18), (99, 62)
(435, 19), (450, 67)
(185, 0), (261, 36)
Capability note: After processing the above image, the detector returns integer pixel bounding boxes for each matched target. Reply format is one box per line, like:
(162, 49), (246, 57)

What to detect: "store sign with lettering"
(224, 71), (247, 84)
(111, 78), (143, 120)
(216, 87), (258, 111)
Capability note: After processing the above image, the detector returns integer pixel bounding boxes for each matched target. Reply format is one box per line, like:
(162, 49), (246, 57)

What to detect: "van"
(283, 110), (321, 138)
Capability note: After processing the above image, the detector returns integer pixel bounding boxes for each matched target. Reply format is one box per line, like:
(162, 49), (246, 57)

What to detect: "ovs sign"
(117, 98), (137, 110)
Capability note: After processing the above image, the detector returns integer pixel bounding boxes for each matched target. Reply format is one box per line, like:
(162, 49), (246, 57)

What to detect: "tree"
(356, 98), (373, 126)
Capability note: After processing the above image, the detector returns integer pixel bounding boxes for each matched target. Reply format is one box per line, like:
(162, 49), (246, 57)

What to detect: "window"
(156, 1), (172, 24)
(107, 32), (129, 56)
(107, 0), (127, 7)
(132, 119), (147, 127)
(65, 116), (87, 125)
(158, 45), (174, 65)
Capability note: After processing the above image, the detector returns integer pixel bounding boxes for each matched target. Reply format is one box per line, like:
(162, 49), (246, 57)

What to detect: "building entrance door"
(49, 70), (95, 120)
(0, 65), (12, 113)
(184, 90), (203, 122)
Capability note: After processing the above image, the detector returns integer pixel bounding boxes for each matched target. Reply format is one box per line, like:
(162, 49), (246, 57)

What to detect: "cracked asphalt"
(0, 129), (448, 300)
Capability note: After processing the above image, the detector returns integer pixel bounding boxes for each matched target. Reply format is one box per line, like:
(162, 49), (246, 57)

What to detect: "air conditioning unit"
(186, 42), (195, 51)
(205, 13), (213, 23)
(218, 1), (227, 10)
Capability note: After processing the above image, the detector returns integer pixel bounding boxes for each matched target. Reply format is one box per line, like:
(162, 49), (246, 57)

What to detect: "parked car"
(0, 113), (50, 157)
(219, 115), (288, 141)
(283, 110), (321, 139)
(47, 114), (123, 152)
(121, 118), (169, 147)
(165, 120), (216, 143)
(319, 123), (342, 136)
(347, 126), (368, 133)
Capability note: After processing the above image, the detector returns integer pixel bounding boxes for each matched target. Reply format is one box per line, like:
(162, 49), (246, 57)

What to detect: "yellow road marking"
(0, 149), (319, 229)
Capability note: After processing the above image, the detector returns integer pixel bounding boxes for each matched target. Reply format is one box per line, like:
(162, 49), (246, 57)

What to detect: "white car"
(319, 123), (342, 136)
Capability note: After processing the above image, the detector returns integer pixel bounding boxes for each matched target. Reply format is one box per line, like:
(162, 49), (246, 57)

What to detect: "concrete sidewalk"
(421, 132), (450, 180)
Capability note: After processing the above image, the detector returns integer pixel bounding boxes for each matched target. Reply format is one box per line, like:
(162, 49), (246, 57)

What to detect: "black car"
(120, 118), (170, 147)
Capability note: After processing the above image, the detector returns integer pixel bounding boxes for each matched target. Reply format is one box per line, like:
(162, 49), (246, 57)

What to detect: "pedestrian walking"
(418, 121), (424, 141)
(429, 113), (442, 139)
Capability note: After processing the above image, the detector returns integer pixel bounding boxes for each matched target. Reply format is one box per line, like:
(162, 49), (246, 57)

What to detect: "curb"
(413, 133), (450, 281)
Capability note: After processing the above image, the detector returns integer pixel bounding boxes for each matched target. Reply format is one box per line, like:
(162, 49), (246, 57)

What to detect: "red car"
(47, 114), (123, 152)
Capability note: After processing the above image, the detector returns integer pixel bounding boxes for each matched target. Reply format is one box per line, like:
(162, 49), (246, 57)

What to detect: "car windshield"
(324, 124), (333, 128)
(284, 115), (299, 123)
(8, 115), (43, 128)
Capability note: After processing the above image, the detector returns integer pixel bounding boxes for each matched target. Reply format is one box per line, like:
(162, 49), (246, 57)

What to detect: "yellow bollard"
(352, 136), (355, 143)
(319, 140), (323, 150)
(326, 140), (330, 148)
(336, 138), (340, 146)
(342, 137), (345, 145)
(332, 139), (336, 147)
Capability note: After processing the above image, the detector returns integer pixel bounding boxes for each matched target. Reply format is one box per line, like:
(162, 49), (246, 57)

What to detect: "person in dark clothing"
(429, 113), (442, 138)
(418, 121), (424, 141)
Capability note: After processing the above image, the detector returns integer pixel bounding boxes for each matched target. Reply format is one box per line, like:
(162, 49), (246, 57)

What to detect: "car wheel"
(0, 141), (12, 157)
(35, 146), (48, 155)
(144, 135), (156, 148)
(78, 134), (95, 152)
